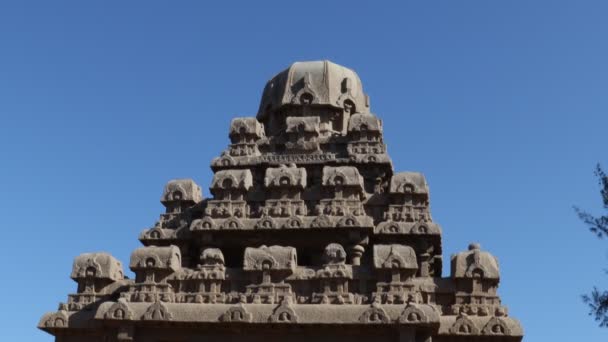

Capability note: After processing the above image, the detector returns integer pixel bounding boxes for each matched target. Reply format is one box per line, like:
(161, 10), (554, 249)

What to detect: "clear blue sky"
(1, 1), (607, 341)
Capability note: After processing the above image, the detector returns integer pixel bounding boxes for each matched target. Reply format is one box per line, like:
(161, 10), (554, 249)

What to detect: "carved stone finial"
(469, 243), (481, 251)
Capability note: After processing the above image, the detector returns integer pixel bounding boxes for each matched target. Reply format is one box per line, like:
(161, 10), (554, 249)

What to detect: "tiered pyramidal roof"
(40, 61), (523, 342)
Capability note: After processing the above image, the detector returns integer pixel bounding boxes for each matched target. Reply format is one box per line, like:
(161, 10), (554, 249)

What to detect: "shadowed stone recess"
(39, 60), (523, 342)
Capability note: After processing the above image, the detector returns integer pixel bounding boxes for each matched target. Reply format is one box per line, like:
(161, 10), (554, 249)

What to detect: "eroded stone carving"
(318, 166), (366, 219)
(262, 164), (307, 217)
(482, 316), (511, 335)
(384, 172), (432, 223)
(359, 304), (390, 324)
(258, 61), (368, 137)
(71, 253), (124, 282)
(450, 243), (505, 317)
(450, 314), (480, 335)
(229, 117), (264, 157)
(174, 248), (226, 303)
(143, 301), (173, 321)
(397, 303), (440, 325)
(269, 296), (298, 323)
(207, 169), (253, 219)
(313, 243), (354, 304)
(40, 60), (522, 341)
(162, 179), (203, 211)
(285, 116), (320, 152)
(347, 113), (390, 164)
(149, 178), (203, 230)
(42, 311), (69, 329)
(105, 299), (133, 320)
(243, 246), (296, 303)
(372, 245), (419, 304)
(451, 243), (500, 280)
(221, 304), (253, 322)
(65, 253), (126, 310)
(243, 245), (297, 272)
(124, 246), (181, 303)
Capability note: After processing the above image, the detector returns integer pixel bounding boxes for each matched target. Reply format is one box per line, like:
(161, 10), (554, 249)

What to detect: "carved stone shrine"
(39, 60), (523, 342)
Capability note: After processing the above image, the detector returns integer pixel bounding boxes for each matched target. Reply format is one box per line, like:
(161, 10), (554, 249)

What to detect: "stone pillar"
(349, 245), (365, 266)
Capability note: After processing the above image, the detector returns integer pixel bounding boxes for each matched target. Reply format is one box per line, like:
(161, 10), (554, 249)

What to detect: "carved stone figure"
(39, 60), (523, 342)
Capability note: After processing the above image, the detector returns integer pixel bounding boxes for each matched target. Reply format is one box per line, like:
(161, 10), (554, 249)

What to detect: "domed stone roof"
(451, 243), (500, 280)
(257, 60), (370, 120)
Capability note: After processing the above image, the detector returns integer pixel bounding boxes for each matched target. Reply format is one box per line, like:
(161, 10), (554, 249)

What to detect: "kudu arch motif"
(40, 60), (522, 342)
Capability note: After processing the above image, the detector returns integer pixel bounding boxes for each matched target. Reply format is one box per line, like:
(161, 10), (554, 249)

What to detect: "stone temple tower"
(39, 61), (523, 342)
